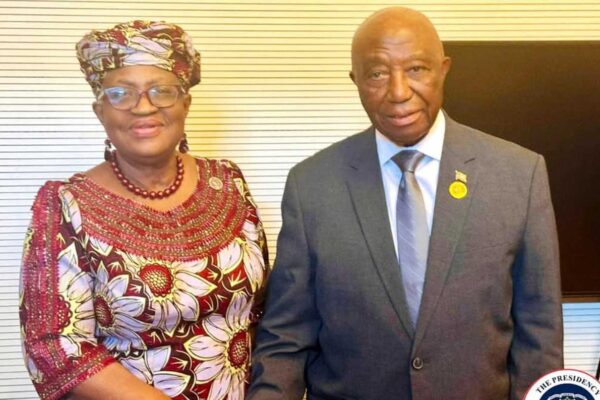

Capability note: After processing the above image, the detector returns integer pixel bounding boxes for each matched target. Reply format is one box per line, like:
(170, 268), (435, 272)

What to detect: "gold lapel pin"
(449, 170), (468, 199)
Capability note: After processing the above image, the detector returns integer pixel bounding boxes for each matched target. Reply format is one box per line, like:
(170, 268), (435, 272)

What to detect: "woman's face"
(93, 65), (191, 164)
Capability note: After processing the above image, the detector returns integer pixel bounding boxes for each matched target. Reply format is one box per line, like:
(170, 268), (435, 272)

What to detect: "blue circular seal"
(525, 370), (600, 400)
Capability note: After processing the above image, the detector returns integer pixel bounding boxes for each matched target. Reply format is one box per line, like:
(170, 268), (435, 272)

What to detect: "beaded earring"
(179, 134), (189, 154)
(104, 138), (114, 161)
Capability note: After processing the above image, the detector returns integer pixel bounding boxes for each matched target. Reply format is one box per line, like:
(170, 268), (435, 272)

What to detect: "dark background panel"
(442, 41), (600, 299)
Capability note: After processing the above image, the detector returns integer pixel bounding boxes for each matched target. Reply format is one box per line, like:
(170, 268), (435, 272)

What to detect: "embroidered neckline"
(65, 158), (248, 261)
(72, 158), (201, 216)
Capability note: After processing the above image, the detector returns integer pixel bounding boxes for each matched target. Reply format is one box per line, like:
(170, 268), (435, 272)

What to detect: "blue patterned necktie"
(393, 150), (429, 328)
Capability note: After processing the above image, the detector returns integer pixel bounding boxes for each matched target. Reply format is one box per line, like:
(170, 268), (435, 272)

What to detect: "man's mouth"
(386, 111), (421, 127)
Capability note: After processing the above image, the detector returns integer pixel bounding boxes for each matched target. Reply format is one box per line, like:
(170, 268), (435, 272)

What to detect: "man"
(249, 7), (562, 400)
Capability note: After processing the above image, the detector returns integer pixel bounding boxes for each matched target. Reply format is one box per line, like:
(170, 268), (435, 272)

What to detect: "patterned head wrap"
(76, 20), (201, 97)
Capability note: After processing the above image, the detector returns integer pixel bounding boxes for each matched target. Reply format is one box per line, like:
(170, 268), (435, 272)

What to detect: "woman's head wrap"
(76, 20), (201, 96)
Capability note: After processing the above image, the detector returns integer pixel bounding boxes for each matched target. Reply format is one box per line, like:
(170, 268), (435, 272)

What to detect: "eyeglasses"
(99, 85), (186, 110)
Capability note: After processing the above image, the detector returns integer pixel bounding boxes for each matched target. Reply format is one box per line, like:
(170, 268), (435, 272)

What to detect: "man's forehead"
(359, 49), (435, 65)
(355, 31), (439, 55)
(352, 27), (444, 58)
(357, 22), (440, 48)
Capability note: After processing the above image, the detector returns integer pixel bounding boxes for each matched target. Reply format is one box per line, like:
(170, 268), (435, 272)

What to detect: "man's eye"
(369, 71), (386, 79)
(408, 66), (427, 73)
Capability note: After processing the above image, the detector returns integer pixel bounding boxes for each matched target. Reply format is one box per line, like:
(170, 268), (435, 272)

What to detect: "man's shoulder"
(447, 117), (541, 164)
(292, 127), (374, 173)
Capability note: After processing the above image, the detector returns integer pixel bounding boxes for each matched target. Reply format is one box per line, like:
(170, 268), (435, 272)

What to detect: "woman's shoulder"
(193, 156), (244, 177)
(191, 157), (249, 192)
(32, 175), (83, 209)
(30, 176), (87, 232)
(191, 155), (257, 212)
(35, 179), (64, 197)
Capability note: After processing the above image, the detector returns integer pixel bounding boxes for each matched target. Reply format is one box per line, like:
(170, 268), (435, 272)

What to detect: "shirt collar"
(376, 110), (446, 167)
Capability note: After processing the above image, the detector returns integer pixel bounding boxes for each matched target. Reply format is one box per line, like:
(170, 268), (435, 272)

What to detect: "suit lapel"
(413, 117), (479, 348)
(345, 128), (415, 338)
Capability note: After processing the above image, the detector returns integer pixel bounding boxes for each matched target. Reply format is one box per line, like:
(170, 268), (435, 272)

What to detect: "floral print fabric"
(19, 158), (269, 400)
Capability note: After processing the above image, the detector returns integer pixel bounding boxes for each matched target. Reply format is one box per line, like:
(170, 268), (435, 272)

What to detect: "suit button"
(412, 357), (424, 370)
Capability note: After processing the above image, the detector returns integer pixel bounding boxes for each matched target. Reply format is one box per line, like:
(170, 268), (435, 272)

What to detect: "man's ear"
(92, 101), (105, 126)
(349, 70), (357, 84)
(441, 56), (452, 80)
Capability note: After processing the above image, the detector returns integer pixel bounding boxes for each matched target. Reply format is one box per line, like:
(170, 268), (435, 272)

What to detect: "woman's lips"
(386, 111), (421, 127)
(130, 120), (163, 137)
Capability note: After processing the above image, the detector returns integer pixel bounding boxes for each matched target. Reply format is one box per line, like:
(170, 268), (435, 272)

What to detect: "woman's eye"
(153, 87), (169, 94)
(106, 88), (130, 100)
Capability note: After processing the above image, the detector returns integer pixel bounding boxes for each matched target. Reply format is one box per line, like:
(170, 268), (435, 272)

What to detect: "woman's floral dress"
(19, 158), (269, 400)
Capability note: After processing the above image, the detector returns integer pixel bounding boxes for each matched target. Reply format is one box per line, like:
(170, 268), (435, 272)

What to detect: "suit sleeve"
(248, 168), (319, 400)
(509, 155), (563, 399)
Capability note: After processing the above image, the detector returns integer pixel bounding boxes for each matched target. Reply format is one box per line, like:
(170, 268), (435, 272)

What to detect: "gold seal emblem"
(209, 176), (223, 190)
(449, 181), (468, 199)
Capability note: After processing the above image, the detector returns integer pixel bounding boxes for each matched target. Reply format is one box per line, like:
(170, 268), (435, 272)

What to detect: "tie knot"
(392, 150), (425, 173)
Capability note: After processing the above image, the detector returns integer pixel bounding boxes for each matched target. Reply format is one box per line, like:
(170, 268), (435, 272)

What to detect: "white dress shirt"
(376, 111), (445, 258)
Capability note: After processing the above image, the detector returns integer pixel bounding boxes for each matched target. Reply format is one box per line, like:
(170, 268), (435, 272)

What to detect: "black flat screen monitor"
(443, 41), (600, 300)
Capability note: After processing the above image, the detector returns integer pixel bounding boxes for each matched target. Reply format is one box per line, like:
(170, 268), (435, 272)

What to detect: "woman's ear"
(178, 93), (192, 119)
(92, 101), (105, 126)
(183, 93), (192, 115)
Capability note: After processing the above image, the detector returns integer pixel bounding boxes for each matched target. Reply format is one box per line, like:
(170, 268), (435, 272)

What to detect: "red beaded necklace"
(110, 153), (184, 200)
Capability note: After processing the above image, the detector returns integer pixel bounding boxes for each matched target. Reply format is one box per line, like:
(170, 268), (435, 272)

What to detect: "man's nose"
(387, 72), (413, 103)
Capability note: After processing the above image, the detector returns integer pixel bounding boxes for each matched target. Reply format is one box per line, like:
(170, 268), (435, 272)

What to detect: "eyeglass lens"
(103, 85), (182, 110)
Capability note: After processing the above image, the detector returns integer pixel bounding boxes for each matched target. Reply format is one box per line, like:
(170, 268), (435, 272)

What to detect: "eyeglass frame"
(97, 84), (188, 111)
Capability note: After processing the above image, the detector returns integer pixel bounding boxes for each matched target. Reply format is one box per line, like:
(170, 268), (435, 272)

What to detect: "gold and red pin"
(449, 170), (468, 199)
(209, 176), (223, 190)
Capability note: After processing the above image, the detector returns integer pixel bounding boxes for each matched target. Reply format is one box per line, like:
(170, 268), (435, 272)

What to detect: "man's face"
(350, 15), (451, 146)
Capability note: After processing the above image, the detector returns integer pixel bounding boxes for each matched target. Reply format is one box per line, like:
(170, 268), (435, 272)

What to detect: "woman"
(19, 21), (269, 400)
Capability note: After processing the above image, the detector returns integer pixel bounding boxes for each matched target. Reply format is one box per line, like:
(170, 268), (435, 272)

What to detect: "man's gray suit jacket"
(249, 116), (563, 400)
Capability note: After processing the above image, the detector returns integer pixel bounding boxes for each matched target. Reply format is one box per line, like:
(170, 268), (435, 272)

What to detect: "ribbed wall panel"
(0, 1), (598, 397)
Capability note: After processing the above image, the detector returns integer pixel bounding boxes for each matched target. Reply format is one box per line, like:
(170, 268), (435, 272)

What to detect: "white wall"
(0, 1), (598, 398)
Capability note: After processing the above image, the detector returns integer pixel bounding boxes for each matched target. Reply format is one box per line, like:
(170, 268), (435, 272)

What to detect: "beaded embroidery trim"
(66, 158), (249, 261)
